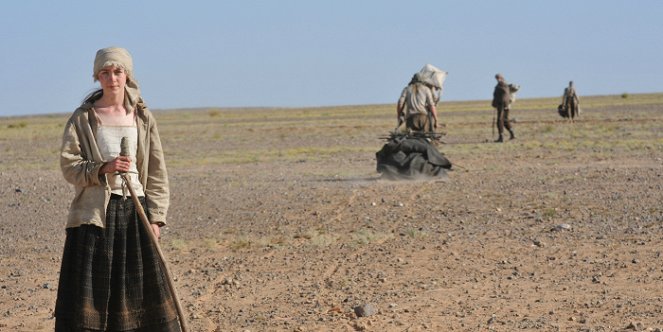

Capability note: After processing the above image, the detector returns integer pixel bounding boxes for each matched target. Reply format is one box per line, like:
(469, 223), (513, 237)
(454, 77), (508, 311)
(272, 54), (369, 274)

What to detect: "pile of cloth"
(557, 104), (570, 118)
(376, 133), (452, 180)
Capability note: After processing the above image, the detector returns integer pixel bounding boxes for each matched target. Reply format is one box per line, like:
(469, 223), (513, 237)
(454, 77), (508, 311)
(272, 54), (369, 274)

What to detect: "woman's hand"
(100, 156), (132, 174)
(151, 223), (161, 240)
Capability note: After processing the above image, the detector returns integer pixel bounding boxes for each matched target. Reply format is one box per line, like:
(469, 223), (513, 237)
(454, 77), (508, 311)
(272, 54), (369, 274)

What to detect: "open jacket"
(60, 101), (169, 228)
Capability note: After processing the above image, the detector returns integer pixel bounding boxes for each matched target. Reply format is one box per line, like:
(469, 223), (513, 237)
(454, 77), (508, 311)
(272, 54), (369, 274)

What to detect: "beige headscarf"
(93, 47), (141, 113)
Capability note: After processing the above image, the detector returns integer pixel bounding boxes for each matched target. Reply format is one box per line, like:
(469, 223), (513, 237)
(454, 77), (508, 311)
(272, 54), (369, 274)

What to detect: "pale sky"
(1, 0), (662, 116)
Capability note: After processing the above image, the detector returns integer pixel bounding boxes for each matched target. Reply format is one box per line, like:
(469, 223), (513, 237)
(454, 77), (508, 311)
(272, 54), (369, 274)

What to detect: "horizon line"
(1, 91), (661, 119)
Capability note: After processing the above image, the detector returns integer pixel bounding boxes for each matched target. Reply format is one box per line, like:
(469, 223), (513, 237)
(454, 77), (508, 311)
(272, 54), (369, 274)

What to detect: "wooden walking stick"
(120, 137), (189, 332)
(492, 107), (496, 139)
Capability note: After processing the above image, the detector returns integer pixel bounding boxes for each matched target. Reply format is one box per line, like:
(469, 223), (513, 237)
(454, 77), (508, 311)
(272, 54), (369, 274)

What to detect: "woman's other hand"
(100, 156), (132, 174)
(151, 223), (161, 240)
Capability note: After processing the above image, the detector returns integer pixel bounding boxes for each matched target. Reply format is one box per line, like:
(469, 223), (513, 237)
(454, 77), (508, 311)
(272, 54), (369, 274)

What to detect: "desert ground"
(1, 93), (663, 332)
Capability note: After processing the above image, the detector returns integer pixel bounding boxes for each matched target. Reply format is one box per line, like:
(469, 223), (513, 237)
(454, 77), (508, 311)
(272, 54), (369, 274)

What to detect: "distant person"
(562, 81), (580, 121)
(492, 73), (515, 142)
(55, 47), (181, 331)
(396, 73), (439, 132)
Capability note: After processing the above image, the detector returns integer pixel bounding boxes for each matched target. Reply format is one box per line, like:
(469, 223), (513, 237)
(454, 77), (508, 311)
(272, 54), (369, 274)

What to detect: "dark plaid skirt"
(55, 194), (181, 332)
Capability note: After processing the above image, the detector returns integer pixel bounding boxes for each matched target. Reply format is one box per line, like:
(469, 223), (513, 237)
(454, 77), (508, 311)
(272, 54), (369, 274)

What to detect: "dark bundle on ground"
(376, 132), (452, 180)
(558, 104), (569, 118)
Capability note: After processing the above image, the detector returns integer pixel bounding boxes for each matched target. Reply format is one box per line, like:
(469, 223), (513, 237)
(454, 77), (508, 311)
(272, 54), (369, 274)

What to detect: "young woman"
(55, 47), (181, 331)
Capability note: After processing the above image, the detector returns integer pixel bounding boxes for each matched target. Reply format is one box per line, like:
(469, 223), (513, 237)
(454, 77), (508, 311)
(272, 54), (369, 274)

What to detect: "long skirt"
(55, 194), (181, 332)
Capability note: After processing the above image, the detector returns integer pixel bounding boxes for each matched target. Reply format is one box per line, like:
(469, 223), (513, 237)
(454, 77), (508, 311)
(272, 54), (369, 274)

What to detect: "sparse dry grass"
(352, 228), (394, 245)
(1, 92), (662, 173)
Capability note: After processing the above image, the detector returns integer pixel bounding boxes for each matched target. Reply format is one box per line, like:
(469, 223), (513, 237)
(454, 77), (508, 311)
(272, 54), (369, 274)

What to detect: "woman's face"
(97, 65), (127, 94)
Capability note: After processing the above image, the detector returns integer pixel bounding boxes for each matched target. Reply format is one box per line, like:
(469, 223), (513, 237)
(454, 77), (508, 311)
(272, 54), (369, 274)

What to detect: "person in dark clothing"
(562, 81), (580, 121)
(492, 73), (515, 142)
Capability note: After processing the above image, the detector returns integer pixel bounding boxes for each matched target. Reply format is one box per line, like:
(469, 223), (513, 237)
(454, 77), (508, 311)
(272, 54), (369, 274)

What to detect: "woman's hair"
(82, 89), (104, 105)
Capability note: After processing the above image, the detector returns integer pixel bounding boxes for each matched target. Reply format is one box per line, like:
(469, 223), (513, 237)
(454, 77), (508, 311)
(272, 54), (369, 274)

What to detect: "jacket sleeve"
(144, 116), (170, 224)
(60, 118), (104, 187)
(397, 87), (408, 110)
(425, 87), (435, 109)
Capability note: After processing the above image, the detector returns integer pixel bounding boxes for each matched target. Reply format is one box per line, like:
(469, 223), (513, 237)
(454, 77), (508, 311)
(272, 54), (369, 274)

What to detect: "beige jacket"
(397, 82), (435, 118)
(60, 101), (169, 228)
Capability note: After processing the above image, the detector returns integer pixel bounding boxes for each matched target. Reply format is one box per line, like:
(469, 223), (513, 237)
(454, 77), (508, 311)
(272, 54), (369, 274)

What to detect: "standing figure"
(397, 73), (439, 132)
(55, 47), (182, 331)
(492, 73), (515, 142)
(562, 81), (580, 121)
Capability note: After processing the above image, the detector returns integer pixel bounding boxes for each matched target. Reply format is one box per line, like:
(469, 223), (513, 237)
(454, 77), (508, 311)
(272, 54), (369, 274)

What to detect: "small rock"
(354, 303), (378, 317)
(552, 223), (572, 231)
(625, 321), (643, 330)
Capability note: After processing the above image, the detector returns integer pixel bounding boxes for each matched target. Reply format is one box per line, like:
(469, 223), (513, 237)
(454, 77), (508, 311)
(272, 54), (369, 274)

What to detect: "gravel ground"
(1, 96), (663, 331)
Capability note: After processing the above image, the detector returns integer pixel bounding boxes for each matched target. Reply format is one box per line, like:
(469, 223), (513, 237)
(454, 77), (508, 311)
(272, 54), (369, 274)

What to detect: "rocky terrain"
(1, 93), (663, 331)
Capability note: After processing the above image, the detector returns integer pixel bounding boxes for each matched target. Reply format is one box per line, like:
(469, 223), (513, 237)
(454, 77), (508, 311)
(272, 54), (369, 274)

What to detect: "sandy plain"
(1, 93), (663, 331)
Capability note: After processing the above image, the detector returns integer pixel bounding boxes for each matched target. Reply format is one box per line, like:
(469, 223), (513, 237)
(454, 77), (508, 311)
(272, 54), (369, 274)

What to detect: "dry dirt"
(1, 94), (663, 331)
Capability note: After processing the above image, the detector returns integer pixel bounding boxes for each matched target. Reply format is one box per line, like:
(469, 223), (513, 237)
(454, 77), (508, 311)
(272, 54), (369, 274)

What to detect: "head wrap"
(93, 47), (141, 113)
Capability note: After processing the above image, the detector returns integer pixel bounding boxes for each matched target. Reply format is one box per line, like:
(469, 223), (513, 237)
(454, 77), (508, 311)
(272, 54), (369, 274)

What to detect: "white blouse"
(96, 125), (145, 197)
